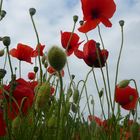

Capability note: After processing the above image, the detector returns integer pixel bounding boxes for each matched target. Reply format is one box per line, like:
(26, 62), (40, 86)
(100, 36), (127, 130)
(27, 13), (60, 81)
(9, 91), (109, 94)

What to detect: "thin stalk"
(0, 0), (3, 13)
(3, 49), (7, 69)
(98, 25), (113, 111)
(92, 68), (106, 120)
(113, 24), (124, 110)
(30, 15), (43, 84)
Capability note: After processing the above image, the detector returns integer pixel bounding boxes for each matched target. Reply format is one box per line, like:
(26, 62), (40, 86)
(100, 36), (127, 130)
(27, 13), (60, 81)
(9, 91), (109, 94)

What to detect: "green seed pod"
(34, 66), (39, 73)
(35, 82), (51, 110)
(0, 69), (6, 79)
(48, 46), (66, 71)
(119, 20), (125, 27)
(0, 49), (4, 57)
(73, 88), (79, 104)
(118, 79), (130, 88)
(73, 15), (78, 23)
(2, 36), (11, 47)
(29, 8), (36, 16)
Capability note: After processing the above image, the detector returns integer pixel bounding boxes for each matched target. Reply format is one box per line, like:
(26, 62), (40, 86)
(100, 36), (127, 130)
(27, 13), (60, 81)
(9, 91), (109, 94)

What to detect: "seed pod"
(29, 8), (36, 16)
(34, 66), (39, 73)
(48, 46), (66, 71)
(118, 79), (130, 88)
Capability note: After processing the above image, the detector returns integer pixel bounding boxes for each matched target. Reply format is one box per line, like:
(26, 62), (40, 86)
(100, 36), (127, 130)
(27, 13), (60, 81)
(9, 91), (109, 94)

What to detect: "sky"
(0, 0), (140, 118)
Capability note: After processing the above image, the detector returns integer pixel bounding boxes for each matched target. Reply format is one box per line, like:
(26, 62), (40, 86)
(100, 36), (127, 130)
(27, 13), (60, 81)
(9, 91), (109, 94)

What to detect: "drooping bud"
(118, 79), (130, 88)
(71, 74), (75, 80)
(48, 46), (66, 71)
(73, 88), (79, 104)
(0, 69), (6, 79)
(119, 20), (125, 27)
(0, 49), (4, 57)
(79, 20), (84, 26)
(73, 15), (78, 23)
(29, 8), (36, 16)
(99, 88), (103, 98)
(0, 10), (6, 19)
(2, 36), (11, 47)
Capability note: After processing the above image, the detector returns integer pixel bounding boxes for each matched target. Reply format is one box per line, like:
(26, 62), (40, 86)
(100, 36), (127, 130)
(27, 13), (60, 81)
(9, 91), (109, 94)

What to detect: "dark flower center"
(91, 10), (99, 19)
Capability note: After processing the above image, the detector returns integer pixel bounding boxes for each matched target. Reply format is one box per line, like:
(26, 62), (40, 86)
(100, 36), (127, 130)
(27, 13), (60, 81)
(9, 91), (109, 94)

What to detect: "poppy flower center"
(91, 10), (99, 19)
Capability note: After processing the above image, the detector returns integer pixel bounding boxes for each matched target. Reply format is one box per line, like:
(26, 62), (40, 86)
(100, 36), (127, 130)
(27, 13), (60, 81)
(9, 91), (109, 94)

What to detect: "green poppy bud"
(34, 66), (39, 73)
(0, 69), (6, 79)
(79, 20), (84, 26)
(0, 10), (6, 19)
(2, 36), (11, 47)
(0, 49), (4, 57)
(119, 20), (125, 27)
(35, 82), (51, 110)
(29, 8), (36, 16)
(99, 88), (103, 98)
(48, 46), (66, 71)
(118, 79), (130, 88)
(73, 15), (78, 23)
(73, 88), (79, 104)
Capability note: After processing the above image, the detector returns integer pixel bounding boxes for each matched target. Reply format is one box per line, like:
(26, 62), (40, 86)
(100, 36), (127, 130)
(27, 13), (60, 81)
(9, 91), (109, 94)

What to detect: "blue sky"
(0, 0), (140, 117)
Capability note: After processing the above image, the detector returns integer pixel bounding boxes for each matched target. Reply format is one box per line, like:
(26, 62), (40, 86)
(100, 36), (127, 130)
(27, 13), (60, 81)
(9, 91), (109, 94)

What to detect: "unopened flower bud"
(0, 69), (6, 79)
(118, 79), (130, 88)
(0, 49), (4, 57)
(79, 20), (84, 26)
(99, 88), (103, 98)
(34, 66), (38, 73)
(0, 10), (6, 19)
(29, 8), (36, 16)
(119, 20), (125, 27)
(71, 74), (75, 80)
(48, 46), (66, 71)
(73, 15), (78, 23)
(2, 36), (11, 47)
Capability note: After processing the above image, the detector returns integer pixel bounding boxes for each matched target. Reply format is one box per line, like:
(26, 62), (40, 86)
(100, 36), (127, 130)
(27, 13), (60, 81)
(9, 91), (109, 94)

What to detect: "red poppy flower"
(10, 43), (33, 64)
(74, 40), (108, 67)
(32, 44), (45, 57)
(78, 0), (116, 33)
(2, 78), (34, 120)
(0, 110), (7, 136)
(28, 81), (38, 92)
(88, 115), (104, 126)
(28, 72), (35, 80)
(47, 66), (64, 77)
(50, 86), (55, 96)
(115, 86), (138, 110)
(61, 31), (83, 56)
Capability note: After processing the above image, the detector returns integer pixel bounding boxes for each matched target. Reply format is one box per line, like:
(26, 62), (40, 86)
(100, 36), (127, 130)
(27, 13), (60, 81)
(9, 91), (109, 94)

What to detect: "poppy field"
(0, 0), (140, 140)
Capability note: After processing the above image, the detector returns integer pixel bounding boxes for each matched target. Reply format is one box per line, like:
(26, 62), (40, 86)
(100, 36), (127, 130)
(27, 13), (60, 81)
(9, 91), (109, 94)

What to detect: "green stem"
(3, 49), (7, 69)
(92, 68), (106, 120)
(30, 15), (43, 84)
(0, 0), (3, 13)
(113, 25), (124, 110)
(98, 25), (113, 112)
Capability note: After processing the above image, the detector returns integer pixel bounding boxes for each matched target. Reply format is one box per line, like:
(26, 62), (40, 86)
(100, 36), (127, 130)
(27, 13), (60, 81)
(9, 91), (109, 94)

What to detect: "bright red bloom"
(61, 31), (83, 56)
(28, 81), (38, 91)
(28, 72), (35, 80)
(10, 43), (33, 64)
(50, 87), (55, 96)
(78, 0), (116, 33)
(0, 110), (7, 136)
(1, 78), (34, 120)
(47, 66), (64, 77)
(32, 44), (45, 57)
(74, 40), (108, 67)
(115, 86), (138, 110)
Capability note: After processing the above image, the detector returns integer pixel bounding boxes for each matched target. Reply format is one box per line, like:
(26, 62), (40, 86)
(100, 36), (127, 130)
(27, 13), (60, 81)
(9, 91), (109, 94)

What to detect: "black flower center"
(91, 10), (99, 19)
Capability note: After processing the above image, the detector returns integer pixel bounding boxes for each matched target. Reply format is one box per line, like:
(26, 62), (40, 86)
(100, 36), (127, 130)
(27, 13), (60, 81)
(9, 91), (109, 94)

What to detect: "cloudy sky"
(0, 0), (140, 117)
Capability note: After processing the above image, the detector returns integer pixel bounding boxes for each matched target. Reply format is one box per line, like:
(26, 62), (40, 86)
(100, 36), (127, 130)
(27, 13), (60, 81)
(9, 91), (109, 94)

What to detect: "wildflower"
(32, 44), (45, 57)
(78, 0), (116, 33)
(10, 43), (33, 64)
(74, 40), (108, 67)
(28, 72), (35, 80)
(115, 86), (138, 110)
(61, 31), (83, 56)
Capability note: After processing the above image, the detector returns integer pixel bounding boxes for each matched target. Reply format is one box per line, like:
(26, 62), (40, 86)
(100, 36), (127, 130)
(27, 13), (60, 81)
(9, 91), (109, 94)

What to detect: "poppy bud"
(99, 88), (103, 98)
(79, 20), (84, 26)
(34, 66), (38, 73)
(2, 36), (11, 47)
(73, 15), (78, 23)
(29, 8), (36, 16)
(35, 82), (51, 110)
(118, 79), (130, 88)
(48, 46), (66, 71)
(73, 88), (79, 104)
(0, 49), (4, 57)
(44, 61), (48, 68)
(119, 20), (125, 27)
(0, 10), (6, 19)
(71, 74), (75, 80)
(47, 116), (56, 128)
(0, 69), (6, 79)
(28, 72), (35, 80)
